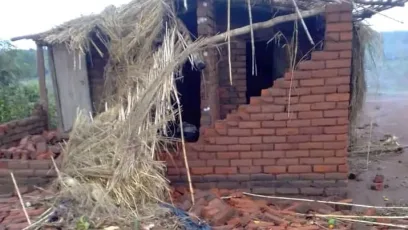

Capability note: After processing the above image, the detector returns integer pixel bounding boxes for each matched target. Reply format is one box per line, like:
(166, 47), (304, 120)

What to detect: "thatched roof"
(11, 0), (407, 46)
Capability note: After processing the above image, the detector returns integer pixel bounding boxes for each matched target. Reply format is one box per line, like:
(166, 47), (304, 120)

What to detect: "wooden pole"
(47, 46), (63, 131)
(36, 43), (49, 129)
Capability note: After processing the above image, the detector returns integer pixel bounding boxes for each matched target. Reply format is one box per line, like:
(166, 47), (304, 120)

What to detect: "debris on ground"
(0, 131), (68, 160)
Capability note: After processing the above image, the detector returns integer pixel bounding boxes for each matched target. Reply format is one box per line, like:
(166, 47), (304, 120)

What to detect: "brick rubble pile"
(0, 131), (68, 160)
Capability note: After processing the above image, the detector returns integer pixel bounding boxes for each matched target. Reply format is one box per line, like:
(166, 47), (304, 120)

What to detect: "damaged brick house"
(10, 0), (407, 196)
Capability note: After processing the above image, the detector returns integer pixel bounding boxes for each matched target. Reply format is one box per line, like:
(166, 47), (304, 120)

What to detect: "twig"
(22, 208), (54, 230)
(203, 8), (323, 46)
(10, 172), (32, 225)
(336, 217), (408, 229)
(173, 90), (195, 204)
(298, 213), (408, 219)
(227, 0), (233, 85)
(291, 0), (315, 45)
(238, 192), (408, 210)
(247, 0), (256, 76)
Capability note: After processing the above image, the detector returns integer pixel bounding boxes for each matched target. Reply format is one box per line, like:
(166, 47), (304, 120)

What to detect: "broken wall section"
(166, 3), (353, 196)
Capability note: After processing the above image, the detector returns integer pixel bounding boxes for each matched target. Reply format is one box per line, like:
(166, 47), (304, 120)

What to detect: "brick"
(239, 136), (262, 144)
(276, 174), (300, 180)
(263, 151), (285, 158)
(313, 165), (337, 173)
(228, 129), (251, 136)
(300, 79), (324, 87)
(231, 159), (252, 166)
(326, 76), (350, 85)
(326, 23), (352, 32)
(311, 102), (336, 110)
(239, 121), (260, 129)
(251, 113), (274, 121)
(288, 165), (312, 173)
(217, 152), (239, 159)
(276, 128), (299, 135)
(312, 69), (338, 77)
(340, 12), (352, 21)
(340, 50), (352, 58)
(338, 164), (348, 172)
(312, 118), (337, 126)
(300, 95), (325, 103)
(300, 127), (323, 135)
(326, 59), (351, 68)
(311, 86), (337, 94)
(261, 105), (285, 113)
(253, 129), (275, 135)
(287, 120), (311, 127)
(300, 157), (324, 165)
(252, 187), (276, 195)
(274, 96), (299, 105)
(324, 125), (348, 134)
(228, 145), (250, 151)
(325, 13), (340, 23)
(325, 187), (347, 197)
(240, 151), (261, 159)
(337, 85), (350, 93)
(254, 159), (276, 166)
(326, 32), (340, 42)
(287, 135), (310, 143)
(251, 173), (276, 181)
(215, 167), (237, 174)
(340, 31), (353, 41)
(298, 61), (325, 70)
(326, 93), (350, 102)
(189, 160), (207, 167)
(264, 166), (286, 174)
(324, 157), (346, 164)
(274, 142), (298, 151)
(276, 158), (299, 165)
(204, 145), (228, 152)
(262, 136), (286, 143)
(310, 150), (335, 157)
(289, 104), (311, 112)
(269, 88), (288, 96)
(199, 152), (216, 159)
(300, 173), (325, 180)
(239, 166), (262, 174)
(324, 109), (348, 118)
(251, 144), (274, 151)
(207, 160), (229, 166)
(301, 188), (324, 195)
(338, 68), (351, 75)
(298, 111), (323, 119)
(312, 51), (339, 60)
(312, 135), (336, 142)
(336, 149), (347, 157)
(274, 112), (296, 121)
(325, 41), (352, 51)
(292, 87), (312, 96)
(276, 188), (299, 195)
(28, 160), (50, 169)
(245, 105), (261, 113)
(228, 174), (250, 181)
(191, 167), (213, 175)
(299, 142), (323, 150)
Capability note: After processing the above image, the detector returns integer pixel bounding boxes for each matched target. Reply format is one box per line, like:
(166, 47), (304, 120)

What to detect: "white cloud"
(1, 1), (407, 49)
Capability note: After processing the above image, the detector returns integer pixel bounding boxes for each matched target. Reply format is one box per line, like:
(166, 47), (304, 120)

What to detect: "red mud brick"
(287, 135), (310, 143)
(288, 165), (312, 173)
(287, 120), (311, 127)
(324, 125), (348, 134)
(239, 137), (262, 144)
(263, 151), (285, 158)
(286, 150), (310, 157)
(191, 167), (213, 175)
(300, 127), (323, 135)
(251, 113), (275, 121)
(262, 121), (286, 128)
(276, 158), (299, 165)
(312, 135), (336, 142)
(239, 166), (262, 174)
(325, 41), (352, 51)
(289, 104), (311, 112)
(215, 137), (238, 145)
(240, 151), (261, 159)
(275, 143), (298, 150)
(338, 164), (348, 172)
(325, 76), (350, 85)
(298, 111), (323, 119)
(300, 79), (324, 87)
(298, 61), (325, 70)
(326, 59), (351, 68)
(217, 152), (239, 159)
(312, 51), (339, 60)
(231, 159), (252, 166)
(227, 129), (251, 136)
(300, 157), (324, 165)
(207, 160), (229, 166)
(326, 23), (352, 32)
(310, 150), (335, 157)
(239, 121), (260, 129)
(254, 159), (276, 166)
(264, 166), (286, 174)
(276, 128), (299, 135)
(324, 109), (348, 118)
(274, 112), (296, 121)
(313, 165), (337, 173)
(312, 118), (337, 126)
(215, 167), (237, 174)
(261, 105), (285, 113)
(311, 86), (337, 94)
(253, 129), (275, 135)
(228, 145), (251, 151)
(300, 95), (325, 103)
(324, 157), (346, 164)
(263, 136), (286, 143)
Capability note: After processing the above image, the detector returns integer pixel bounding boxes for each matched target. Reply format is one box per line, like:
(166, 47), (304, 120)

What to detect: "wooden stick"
(336, 217), (408, 229)
(291, 0), (315, 45)
(10, 172), (32, 225)
(240, 192), (408, 210)
(298, 213), (408, 219)
(227, 0), (233, 85)
(202, 8), (323, 45)
(247, 0), (256, 76)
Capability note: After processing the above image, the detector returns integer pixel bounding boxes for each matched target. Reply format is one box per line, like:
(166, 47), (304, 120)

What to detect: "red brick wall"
(165, 3), (352, 196)
(0, 107), (47, 148)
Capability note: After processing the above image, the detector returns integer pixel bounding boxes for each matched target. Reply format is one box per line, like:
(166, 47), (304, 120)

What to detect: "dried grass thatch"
(42, 0), (207, 228)
(348, 22), (383, 149)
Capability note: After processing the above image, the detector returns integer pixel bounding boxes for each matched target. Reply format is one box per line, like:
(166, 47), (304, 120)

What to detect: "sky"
(0, 0), (407, 50)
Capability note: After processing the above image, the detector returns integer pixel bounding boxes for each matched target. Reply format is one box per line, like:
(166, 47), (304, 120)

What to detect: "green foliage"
(76, 216), (90, 230)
